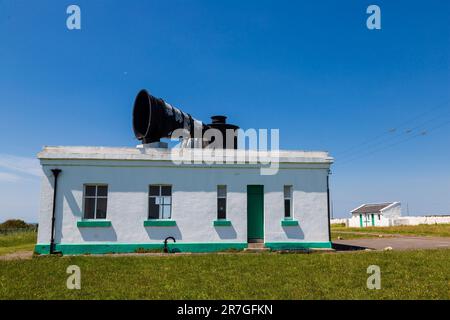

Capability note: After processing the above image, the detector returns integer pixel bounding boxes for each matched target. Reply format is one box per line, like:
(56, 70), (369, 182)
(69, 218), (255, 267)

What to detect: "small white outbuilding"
(348, 202), (401, 227)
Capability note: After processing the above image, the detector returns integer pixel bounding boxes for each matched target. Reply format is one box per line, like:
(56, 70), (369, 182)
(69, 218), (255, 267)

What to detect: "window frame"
(283, 185), (293, 219)
(83, 184), (108, 220)
(148, 184), (172, 220)
(217, 185), (227, 220)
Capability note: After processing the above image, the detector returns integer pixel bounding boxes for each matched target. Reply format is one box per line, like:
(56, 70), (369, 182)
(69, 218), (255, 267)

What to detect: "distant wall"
(332, 216), (450, 227)
(330, 218), (348, 226)
(393, 216), (450, 226)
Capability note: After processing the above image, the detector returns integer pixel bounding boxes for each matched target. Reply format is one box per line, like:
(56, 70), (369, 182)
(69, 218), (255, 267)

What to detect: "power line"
(336, 101), (450, 159)
(339, 107), (450, 161)
(336, 118), (450, 166)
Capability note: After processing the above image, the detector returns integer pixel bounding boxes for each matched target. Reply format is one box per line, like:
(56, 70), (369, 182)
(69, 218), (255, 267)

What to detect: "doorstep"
(244, 242), (270, 252)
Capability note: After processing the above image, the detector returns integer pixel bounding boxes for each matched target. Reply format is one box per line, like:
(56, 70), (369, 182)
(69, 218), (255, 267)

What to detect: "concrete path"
(333, 236), (450, 251)
(0, 251), (33, 261)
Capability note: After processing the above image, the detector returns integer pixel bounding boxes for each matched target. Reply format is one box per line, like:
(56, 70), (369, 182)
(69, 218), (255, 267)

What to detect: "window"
(83, 185), (108, 219)
(284, 185), (293, 219)
(149, 185), (172, 219)
(217, 185), (227, 220)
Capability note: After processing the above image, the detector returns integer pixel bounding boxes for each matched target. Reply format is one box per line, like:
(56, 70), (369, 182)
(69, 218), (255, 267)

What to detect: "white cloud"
(0, 177), (40, 223)
(0, 172), (22, 182)
(0, 155), (41, 222)
(0, 154), (41, 177)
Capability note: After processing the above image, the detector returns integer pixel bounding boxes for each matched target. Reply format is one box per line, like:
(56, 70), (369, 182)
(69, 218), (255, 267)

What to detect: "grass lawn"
(0, 249), (449, 299)
(331, 223), (450, 239)
(331, 232), (384, 240)
(0, 231), (37, 256)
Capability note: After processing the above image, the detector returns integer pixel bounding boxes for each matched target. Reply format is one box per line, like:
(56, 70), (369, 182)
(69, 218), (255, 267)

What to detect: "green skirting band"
(35, 242), (247, 255)
(35, 241), (332, 255)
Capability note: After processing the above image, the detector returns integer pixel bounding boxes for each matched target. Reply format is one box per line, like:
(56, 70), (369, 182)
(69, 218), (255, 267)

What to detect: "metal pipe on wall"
(50, 169), (61, 254)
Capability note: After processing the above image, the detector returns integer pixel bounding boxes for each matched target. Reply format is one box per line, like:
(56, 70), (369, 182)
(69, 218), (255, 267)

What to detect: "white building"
(348, 202), (401, 227)
(35, 146), (334, 254)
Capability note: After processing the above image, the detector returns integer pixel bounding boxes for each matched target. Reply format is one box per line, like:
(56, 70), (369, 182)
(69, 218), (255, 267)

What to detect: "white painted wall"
(393, 216), (450, 226)
(37, 155), (331, 246)
(330, 218), (348, 225)
(348, 213), (393, 227)
(348, 216), (358, 228)
(381, 202), (402, 218)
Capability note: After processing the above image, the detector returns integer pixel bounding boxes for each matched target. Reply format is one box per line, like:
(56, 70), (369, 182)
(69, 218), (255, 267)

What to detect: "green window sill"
(144, 220), (176, 227)
(213, 220), (232, 227)
(77, 220), (112, 227)
(281, 219), (299, 227)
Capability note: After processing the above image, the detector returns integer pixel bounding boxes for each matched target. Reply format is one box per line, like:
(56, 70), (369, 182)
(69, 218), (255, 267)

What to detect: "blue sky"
(0, 0), (449, 222)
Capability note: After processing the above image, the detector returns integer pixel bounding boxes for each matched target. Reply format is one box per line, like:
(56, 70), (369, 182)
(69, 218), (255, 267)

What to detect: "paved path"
(334, 236), (450, 251)
(0, 251), (33, 261)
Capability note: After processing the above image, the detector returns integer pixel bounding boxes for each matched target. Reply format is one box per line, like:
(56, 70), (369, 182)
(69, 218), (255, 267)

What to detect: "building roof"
(351, 203), (396, 214)
(37, 146), (334, 165)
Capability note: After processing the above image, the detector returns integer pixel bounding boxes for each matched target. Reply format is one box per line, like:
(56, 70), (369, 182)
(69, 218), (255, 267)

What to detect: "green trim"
(359, 214), (363, 227)
(281, 219), (299, 226)
(213, 220), (232, 227)
(247, 185), (264, 240)
(35, 244), (52, 254)
(34, 242), (248, 255)
(77, 220), (112, 227)
(144, 220), (176, 227)
(34, 242), (332, 255)
(265, 242), (332, 250)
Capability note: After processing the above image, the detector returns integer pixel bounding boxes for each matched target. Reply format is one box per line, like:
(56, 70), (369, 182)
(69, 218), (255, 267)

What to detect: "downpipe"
(326, 169), (332, 243)
(50, 169), (61, 254)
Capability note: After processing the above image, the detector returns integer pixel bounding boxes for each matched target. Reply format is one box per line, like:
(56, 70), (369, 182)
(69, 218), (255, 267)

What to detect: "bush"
(0, 219), (30, 229)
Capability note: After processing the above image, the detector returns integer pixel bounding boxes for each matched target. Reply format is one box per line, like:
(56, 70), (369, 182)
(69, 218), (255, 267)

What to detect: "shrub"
(0, 219), (30, 229)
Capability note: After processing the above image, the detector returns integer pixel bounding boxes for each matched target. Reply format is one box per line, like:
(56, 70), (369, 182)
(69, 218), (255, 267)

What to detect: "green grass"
(331, 232), (384, 240)
(0, 231), (37, 256)
(1, 249), (449, 299)
(331, 223), (450, 238)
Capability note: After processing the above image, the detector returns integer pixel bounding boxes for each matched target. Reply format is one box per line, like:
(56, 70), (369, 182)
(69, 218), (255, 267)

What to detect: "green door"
(247, 185), (264, 240)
